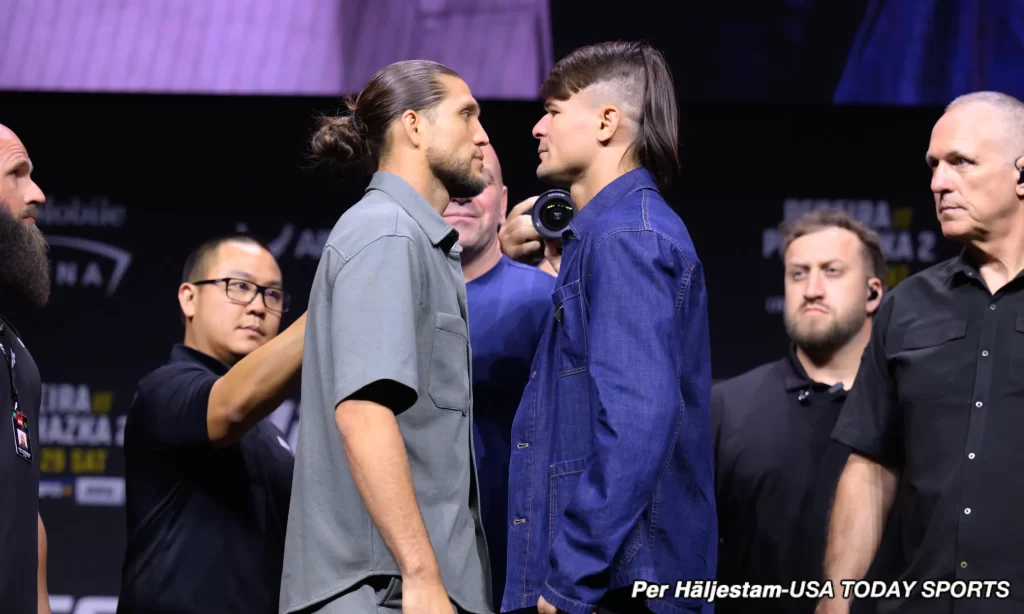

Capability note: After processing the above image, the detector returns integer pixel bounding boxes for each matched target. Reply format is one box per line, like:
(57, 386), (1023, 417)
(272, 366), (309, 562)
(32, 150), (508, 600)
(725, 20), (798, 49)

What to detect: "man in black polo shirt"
(117, 233), (306, 614)
(818, 91), (1024, 614)
(0, 122), (52, 614)
(714, 209), (897, 614)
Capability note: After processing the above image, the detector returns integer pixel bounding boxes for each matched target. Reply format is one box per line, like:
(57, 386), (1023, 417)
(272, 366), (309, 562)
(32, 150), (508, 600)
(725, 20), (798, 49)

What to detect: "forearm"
(822, 453), (899, 597)
(208, 312), (306, 445)
(38, 514), (50, 614)
(335, 399), (441, 581)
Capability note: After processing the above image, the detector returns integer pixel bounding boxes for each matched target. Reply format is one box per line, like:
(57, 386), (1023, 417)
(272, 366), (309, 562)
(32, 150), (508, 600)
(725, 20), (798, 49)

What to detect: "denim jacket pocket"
(428, 311), (471, 414)
(548, 457), (587, 546)
(552, 280), (587, 377)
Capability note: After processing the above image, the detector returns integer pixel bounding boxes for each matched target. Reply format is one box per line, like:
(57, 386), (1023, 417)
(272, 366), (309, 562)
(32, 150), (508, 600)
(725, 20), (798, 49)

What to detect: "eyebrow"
(5, 158), (32, 175)
(787, 259), (845, 268)
(224, 270), (282, 287)
(925, 149), (971, 166)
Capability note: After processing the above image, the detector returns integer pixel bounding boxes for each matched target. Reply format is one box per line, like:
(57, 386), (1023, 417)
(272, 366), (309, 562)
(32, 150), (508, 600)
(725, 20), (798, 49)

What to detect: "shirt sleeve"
(543, 231), (704, 611)
(327, 235), (421, 412)
(831, 292), (903, 467)
(132, 366), (217, 447)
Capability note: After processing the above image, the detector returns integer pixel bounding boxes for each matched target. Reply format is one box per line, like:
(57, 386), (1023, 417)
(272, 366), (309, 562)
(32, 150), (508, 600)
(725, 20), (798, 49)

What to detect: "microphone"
(828, 383), (845, 394)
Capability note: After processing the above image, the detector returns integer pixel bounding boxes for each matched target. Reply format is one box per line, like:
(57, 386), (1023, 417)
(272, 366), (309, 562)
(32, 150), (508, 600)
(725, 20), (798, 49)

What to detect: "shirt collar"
(170, 343), (230, 376)
(366, 171), (461, 255)
(782, 343), (813, 391)
(942, 245), (1024, 288)
(945, 246), (977, 286)
(565, 168), (659, 239)
(782, 343), (848, 400)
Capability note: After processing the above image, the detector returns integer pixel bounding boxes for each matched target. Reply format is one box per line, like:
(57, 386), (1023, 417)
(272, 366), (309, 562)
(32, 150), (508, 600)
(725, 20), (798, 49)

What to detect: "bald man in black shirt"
(713, 210), (899, 614)
(820, 92), (1024, 614)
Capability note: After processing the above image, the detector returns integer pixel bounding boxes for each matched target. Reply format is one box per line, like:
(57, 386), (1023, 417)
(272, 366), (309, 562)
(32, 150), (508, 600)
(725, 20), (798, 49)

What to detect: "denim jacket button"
(516, 442), (529, 449)
(513, 518), (526, 525)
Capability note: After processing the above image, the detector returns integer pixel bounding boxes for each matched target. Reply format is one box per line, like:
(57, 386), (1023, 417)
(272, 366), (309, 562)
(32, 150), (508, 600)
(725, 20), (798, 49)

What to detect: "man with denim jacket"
(502, 41), (717, 614)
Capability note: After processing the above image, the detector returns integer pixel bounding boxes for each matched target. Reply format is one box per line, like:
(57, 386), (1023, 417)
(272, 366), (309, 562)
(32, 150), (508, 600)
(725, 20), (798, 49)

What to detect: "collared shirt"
(280, 171), (491, 614)
(118, 344), (294, 614)
(0, 315), (41, 614)
(466, 254), (555, 605)
(833, 250), (1024, 614)
(713, 346), (901, 614)
(503, 168), (717, 614)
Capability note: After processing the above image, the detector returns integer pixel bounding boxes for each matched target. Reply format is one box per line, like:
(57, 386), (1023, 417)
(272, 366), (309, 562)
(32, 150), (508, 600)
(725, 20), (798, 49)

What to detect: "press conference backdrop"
(0, 92), (959, 612)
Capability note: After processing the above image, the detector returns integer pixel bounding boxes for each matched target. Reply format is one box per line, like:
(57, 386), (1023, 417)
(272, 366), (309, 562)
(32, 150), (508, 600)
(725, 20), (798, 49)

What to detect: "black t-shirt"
(117, 344), (294, 614)
(712, 346), (901, 614)
(0, 315), (41, 614)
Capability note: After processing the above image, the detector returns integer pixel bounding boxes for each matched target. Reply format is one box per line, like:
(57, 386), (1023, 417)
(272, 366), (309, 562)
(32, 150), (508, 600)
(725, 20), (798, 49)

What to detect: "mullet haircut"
(541, 41), (680, 191)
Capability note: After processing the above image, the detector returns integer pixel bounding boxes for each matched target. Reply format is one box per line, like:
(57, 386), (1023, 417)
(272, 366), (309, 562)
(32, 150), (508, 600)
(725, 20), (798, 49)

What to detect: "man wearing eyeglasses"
(117, 233), (307, 614)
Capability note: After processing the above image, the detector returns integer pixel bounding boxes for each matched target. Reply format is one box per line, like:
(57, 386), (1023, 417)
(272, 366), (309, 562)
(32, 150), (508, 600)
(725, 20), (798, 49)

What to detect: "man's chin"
(445, 178), (487, 200)
(938, 220), (976, 240)
(230, 335), (267, 355)
(536, 165), (571, 188)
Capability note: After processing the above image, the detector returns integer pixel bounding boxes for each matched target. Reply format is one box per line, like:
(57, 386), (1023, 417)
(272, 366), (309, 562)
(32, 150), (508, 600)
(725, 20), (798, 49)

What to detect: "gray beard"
(0, 210), (51, 306)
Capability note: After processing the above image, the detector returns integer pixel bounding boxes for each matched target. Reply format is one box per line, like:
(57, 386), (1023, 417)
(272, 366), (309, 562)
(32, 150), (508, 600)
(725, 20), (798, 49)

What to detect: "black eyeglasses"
(192, 278), (292, 313)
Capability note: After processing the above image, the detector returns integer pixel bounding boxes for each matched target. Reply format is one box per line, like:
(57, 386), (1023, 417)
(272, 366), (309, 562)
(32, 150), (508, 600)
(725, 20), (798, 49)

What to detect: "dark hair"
(541, 41), (680, 191)
(311, 60), (461, 173)
(778, 210), (888, 286)
(181, 232), (274, 285)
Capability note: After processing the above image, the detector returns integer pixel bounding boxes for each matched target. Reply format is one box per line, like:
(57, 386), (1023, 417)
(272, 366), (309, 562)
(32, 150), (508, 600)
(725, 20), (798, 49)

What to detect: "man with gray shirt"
(279, 60), (493, 614)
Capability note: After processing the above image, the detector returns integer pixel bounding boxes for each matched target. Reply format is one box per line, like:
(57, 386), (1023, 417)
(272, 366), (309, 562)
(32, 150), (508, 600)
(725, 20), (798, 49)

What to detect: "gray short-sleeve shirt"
(280, 172), (491, 614)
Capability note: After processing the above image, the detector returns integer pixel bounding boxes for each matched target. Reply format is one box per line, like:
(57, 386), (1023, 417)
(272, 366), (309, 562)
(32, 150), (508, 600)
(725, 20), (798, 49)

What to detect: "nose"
(533, 115), (548, 139)
(25, 179), (45, 206)
(246, 291), (269, 315)
(474, 121), (490, 147)
(804, 270), (826, 300)
(931, 163), (956, 195)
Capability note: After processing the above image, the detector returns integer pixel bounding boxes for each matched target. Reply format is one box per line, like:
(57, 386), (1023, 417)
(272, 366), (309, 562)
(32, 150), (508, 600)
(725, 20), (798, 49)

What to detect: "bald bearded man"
(0, 123), (53, 614)
(442, 144), (554, 604)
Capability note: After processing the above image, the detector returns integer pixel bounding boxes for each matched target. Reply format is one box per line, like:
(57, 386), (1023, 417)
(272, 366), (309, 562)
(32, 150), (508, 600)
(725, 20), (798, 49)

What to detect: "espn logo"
(74, 477), (125, 506)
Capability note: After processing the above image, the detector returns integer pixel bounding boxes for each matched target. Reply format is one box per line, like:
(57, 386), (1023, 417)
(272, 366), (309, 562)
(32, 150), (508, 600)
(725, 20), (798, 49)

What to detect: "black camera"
(531, 189), (575, 240)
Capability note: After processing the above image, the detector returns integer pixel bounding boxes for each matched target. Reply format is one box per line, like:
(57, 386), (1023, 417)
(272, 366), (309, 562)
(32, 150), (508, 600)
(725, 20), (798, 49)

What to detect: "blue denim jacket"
(502, 169), (717, 614)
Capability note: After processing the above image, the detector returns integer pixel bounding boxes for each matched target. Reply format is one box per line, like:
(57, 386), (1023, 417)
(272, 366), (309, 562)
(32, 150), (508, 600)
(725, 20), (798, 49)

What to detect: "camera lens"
(541, 202), (572, 229)
(532, 189), (576, 240)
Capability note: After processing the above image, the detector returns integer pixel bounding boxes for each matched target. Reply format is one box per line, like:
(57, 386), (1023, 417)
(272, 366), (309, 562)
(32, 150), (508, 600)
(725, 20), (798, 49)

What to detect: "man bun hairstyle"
(311, 60), (462, 173)
(541, 41), (681, 192)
